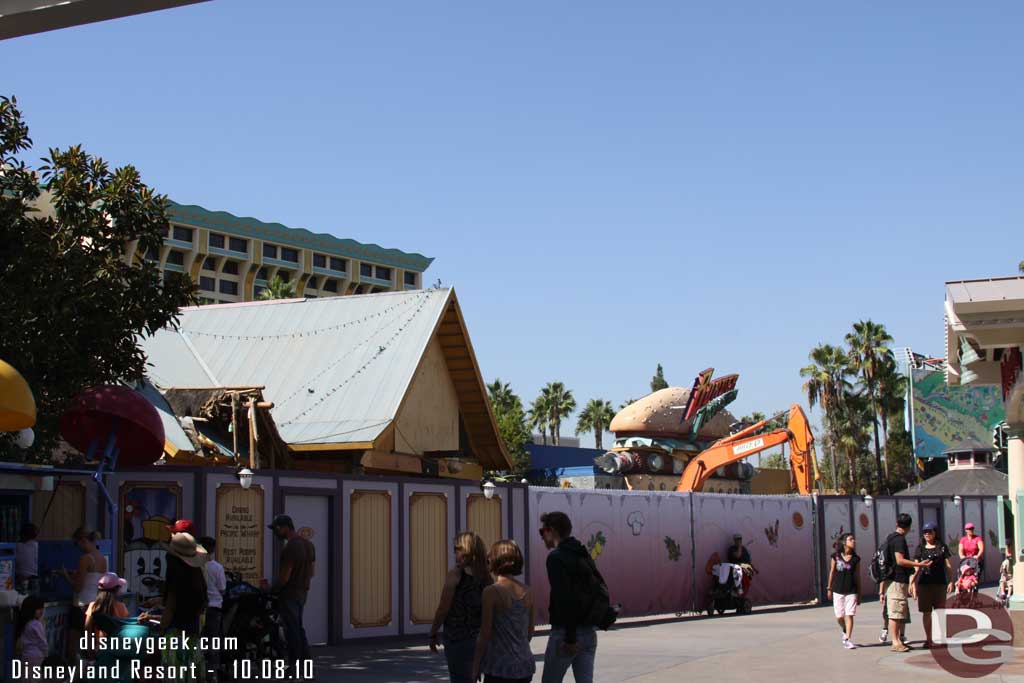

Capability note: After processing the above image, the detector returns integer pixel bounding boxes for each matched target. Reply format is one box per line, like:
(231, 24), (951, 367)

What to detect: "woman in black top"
(430, 532), (492, 683)
(912, 522), (953, 648)
(827, 533), (860, 648)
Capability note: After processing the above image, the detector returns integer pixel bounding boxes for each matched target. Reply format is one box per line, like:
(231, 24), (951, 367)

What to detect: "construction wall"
(528, 489), (816, 622)
(816, 495), (1002, 596)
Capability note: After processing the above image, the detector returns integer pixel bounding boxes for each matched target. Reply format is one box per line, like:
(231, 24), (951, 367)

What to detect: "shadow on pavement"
(312, 645), (449, 682)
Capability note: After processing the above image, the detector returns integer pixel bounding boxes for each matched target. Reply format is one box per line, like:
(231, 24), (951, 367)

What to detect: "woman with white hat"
(148, 532), (210, 675)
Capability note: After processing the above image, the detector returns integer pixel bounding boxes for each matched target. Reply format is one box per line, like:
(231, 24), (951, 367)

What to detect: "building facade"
(125, 202), (433, 305)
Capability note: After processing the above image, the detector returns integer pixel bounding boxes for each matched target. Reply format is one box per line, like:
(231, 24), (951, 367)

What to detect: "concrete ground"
(310, 591), (1024, 682)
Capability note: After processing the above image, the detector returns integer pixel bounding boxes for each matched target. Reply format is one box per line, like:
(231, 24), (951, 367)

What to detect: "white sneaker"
(843, 639), (856, 650)
(879, 628), (888, 643)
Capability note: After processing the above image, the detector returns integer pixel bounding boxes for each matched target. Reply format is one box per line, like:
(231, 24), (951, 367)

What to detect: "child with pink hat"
(85, 572), (129, 640)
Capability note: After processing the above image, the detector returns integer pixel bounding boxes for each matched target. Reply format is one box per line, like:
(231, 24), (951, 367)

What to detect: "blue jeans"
(279, 597), (311, 663)
(443, 636), (476, 683)
(542, 626), (596, 683)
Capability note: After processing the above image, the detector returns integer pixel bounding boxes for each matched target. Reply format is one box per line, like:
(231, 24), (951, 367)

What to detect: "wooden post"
(247, 400), (256, 470)
(231, 393), (239, 460)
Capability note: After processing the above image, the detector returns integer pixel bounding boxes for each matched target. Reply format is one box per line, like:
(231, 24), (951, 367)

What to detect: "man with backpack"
(539, 511), (615, 683)
(873, 513), (932, 652)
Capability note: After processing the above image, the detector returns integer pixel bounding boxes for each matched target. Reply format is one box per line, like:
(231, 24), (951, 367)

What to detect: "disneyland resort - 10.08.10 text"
(9, 632), (312, 681)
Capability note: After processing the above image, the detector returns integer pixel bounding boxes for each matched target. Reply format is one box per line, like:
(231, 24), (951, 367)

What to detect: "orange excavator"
(675, 404), (820, 494)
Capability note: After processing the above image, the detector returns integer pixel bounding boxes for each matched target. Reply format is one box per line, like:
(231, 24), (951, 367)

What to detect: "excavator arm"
(675, 404), (819, 495)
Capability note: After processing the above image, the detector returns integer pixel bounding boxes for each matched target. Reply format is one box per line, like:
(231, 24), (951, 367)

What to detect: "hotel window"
(376, 266), (392, 281)
(222, 260), (239, 275)
(307, 277), (319, 289)
(145, 246), (159, 261)
(172, 226), (193, 242)
(313, 253), (327, 268)
(323, 279), (338, 293)
(199, 297), (216, 305)
(257, 267), (269, 280)
(277, 271), (291, 283)
(228, 237), (248, 253)
(254, 285), (266, 298)
(280, 247), (299, 263)
(330, 257), (347, 273)
(202, 257), (217, 272)
(199, 276), (215, 292)
(166, 250), (185, 266)
(263, 244), (278, 259)
(359, 263), (373, 277)
(219, 280), (239, 296)
(209, 233), (225, 249)
(404, 272), (418, 287)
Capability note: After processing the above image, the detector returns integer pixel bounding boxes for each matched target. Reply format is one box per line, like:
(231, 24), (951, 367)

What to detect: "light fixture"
(238, 467), (254, 490)
(953, 495), (962, 508)
(521, 478), (528, 484)
(863, 494), (873, 509)
(482, 481), (496, 500)
(15, 428), (34, 449)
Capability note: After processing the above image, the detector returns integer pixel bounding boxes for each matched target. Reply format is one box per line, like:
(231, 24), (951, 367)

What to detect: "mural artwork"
(119, 482), (182, 599)
(912, 367), (1005, 458)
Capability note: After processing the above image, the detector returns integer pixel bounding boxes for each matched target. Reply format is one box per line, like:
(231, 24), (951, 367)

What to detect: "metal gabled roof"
(139, 288), (510, 470)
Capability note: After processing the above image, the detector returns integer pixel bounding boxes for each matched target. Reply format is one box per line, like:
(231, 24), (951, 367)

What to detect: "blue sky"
(4, 1), (1023, 446)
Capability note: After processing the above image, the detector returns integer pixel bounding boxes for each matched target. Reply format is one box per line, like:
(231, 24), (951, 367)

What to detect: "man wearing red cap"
(166, 519), (197, 536)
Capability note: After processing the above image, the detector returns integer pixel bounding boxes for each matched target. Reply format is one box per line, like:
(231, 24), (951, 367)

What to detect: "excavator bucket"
(786, 404), (818, 495)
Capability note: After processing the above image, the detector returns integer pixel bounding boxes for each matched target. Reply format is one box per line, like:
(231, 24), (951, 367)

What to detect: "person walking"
(539, 511), (597, 683)
(265, 514), (316, 664)
(881, 513), (932, 653)
(62, 528), (108, 662)
(959, 522), (985, 571)
(156, 532), (209, 674)
(827, 533), (860, 649)
(472, 540), (535, 683)
(912, 522), (954, 648)
(430, 532), (492, 683)
(199, 536), (227, 682)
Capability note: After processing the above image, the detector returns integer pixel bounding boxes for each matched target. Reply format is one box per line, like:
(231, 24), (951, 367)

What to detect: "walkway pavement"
(310, 592), (1024, 682)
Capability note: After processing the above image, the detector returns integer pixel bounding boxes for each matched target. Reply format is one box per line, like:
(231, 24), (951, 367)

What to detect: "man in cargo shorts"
(879, 513), (932, 652)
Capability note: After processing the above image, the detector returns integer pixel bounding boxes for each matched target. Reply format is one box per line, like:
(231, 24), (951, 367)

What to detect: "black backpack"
(868, 534), (896, 584)
(578, 554), (618, 630)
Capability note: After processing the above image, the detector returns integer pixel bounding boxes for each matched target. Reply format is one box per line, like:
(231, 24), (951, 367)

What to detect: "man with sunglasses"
(539, 511), (598, 683)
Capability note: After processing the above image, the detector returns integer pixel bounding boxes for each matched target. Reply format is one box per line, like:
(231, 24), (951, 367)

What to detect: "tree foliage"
(485, 378), (531, 477)
(650, 364), (669, 392)
(539, 382), (575, 446)
(0, 96), (195, 462)
(258, 275), (296, 300)
(575, 398), (615, 450)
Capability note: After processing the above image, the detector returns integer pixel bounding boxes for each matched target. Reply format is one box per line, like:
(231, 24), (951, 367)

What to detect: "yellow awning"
(0, 360), (35, 431)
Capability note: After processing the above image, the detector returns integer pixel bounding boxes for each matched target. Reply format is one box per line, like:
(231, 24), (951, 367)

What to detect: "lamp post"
(864, 494), (874, 509)
(238, 468), (254, 490)
(953, 495), (962, 508)
(482, 481), (496, 500)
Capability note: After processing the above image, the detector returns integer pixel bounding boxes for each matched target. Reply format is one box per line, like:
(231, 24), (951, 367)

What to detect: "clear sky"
(4, 1), (1023, 447)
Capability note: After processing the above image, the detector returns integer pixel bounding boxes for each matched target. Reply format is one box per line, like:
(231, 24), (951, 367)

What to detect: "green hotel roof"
(168, 201), (434, 272)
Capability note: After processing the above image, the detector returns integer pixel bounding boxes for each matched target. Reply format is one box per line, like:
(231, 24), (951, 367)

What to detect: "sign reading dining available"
(215, 484), (264, 582)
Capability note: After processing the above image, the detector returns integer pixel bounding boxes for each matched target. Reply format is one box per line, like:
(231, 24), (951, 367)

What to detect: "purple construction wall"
(529, 488), (694, 623)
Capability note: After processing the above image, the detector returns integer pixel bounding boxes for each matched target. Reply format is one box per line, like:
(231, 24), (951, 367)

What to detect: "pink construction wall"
(528, 489), (816, 623)
(529, 488), (694, 623)
(691, 494), (816, 608)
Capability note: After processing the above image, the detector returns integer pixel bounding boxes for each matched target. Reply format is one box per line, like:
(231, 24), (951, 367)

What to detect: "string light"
(179, 290), (429, 341)
(273, 296), (431, 410)
(278, 295), (433, 425)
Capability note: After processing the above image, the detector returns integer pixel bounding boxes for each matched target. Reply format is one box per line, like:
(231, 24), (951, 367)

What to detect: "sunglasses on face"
(538, 527), (550, 538)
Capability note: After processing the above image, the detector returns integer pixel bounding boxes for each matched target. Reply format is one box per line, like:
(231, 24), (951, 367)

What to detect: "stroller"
(954, 557), (980, 608)
(706, 562), (754, 616)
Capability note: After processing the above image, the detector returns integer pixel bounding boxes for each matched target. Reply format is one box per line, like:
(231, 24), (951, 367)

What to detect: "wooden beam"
(360, 450), (424, 475)
(289, 441), (375, 452)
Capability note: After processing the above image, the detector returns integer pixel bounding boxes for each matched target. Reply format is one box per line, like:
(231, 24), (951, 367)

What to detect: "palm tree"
(258, 275), (296, 300)
(831, 393), (873, 491)
(487, 378), (518, 413)
(575, 399), (616, 450)
(541, 382), (576, 446)
(845, 320), (894, 490)
(876, 356), (907, 467)
(800, 344), (853, 489)
(528, 395), (551, 445)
